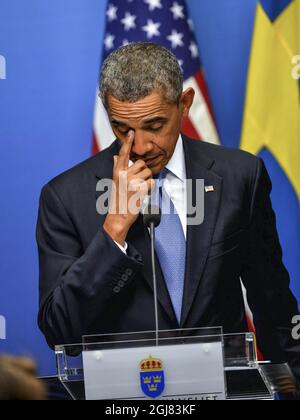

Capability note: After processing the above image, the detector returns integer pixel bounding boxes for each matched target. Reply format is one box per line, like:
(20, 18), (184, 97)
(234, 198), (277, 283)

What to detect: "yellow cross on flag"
(241, 0), (300, 201)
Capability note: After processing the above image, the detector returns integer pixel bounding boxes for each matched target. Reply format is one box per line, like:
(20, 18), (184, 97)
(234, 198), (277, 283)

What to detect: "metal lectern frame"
(55, 327), (282, 400)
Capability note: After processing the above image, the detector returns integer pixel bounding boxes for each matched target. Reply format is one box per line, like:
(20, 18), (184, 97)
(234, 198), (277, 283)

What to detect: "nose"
(131, 130), (154, 157)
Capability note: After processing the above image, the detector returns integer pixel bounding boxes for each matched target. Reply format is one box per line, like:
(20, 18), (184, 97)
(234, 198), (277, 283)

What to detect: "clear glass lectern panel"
(55, 328), (275, 400)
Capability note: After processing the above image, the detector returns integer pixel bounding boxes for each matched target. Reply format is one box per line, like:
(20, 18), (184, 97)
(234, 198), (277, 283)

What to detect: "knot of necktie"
(154, 168), (168, 180)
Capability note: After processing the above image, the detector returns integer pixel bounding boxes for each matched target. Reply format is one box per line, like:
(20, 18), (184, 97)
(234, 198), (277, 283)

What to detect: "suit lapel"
(181, 138), (223, 327)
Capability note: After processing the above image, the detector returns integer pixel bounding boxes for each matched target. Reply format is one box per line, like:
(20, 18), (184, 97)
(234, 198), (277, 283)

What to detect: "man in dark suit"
(37, 43), (300, 383)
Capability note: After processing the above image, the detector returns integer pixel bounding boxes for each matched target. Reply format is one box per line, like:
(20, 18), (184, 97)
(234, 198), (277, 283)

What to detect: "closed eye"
(145, 124), (164, 132)
(118, 128), (130, 134)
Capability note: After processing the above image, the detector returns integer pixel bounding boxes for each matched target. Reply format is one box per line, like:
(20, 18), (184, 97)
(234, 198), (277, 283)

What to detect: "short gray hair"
(99, 43), (183, 109)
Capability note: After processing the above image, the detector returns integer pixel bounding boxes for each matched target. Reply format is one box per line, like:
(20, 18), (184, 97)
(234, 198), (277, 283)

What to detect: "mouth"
(132, 155), (161, 164)
(145, 156), (164, 169)
(145, 155), (160, 163)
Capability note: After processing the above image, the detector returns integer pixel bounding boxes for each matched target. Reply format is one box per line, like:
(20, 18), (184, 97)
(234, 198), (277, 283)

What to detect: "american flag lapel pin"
(205, 185), (215, 193)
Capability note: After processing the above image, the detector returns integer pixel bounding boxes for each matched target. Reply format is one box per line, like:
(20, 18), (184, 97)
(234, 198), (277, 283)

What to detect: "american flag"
(92, 0), (219, 154)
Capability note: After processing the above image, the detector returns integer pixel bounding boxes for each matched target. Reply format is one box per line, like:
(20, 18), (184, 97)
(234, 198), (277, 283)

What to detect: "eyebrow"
(111, 117), (168, 127)
(111, 120), (128, 127)
(143, 117), (168, 125)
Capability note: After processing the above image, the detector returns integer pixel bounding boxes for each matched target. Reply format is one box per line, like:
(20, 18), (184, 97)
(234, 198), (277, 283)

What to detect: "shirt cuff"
(114, 240), (128, 255)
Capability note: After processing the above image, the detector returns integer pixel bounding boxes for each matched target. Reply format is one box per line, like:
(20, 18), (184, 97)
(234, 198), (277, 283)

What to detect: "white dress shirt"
(114, 135), (187, 253)
(161, 135), (187, 238)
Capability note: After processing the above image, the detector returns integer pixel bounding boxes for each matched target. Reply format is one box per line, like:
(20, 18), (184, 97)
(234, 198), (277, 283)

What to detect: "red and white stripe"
(241, 280), (264, 361)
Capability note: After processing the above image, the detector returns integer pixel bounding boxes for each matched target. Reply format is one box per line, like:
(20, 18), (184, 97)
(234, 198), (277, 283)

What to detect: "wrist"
(103, 217), (129, 247)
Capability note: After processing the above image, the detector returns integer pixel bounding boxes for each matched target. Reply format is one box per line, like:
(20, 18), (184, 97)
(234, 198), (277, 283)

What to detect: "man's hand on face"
(103, 130), (155, 247)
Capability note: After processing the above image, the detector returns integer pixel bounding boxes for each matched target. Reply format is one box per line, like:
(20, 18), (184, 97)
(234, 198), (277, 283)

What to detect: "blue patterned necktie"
(153, 169), (186, 324)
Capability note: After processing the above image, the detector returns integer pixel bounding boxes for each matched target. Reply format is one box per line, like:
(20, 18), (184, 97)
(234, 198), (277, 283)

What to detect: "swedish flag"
(241, 0), (300, 301)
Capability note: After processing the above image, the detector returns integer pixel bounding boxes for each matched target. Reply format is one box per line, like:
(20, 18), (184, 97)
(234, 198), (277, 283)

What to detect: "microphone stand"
(143, 203), (161, 347)
(149, 221), (159, 347)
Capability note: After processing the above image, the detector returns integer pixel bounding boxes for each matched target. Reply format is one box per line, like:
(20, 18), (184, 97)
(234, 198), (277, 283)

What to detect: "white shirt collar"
(165, 135), (186, 182)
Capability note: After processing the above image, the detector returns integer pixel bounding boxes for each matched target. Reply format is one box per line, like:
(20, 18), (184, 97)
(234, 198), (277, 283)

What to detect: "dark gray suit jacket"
(37, 136), (300, 382)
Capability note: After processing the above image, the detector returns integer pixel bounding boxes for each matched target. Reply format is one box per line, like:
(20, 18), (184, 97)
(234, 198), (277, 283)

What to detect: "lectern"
(55, 327), (297, 400)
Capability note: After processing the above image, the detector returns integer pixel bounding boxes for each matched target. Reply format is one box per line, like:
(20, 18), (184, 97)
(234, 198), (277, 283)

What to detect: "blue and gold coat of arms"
(140, 355), (165, 399)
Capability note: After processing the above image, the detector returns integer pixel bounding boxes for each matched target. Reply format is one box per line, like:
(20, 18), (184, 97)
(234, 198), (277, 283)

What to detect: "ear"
(180, 88), (195, 118)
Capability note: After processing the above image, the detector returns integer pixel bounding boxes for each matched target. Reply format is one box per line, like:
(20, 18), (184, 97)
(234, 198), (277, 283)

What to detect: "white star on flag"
(121, 12), (137, 31)
(144, 0), (163, 12)
(170, 2), (185, 20)
(189, 41), (199, 58)
(187, 18), (194, 31)
(104, 33), (115, 50)
(178, 59), (184, 71)
(167, 29), (184, 48)
(106, 4), (118, 22)
(142, 19), (161, 39)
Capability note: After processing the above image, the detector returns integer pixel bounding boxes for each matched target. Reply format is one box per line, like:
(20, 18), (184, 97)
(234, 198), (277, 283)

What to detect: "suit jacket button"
(113, 286), (121, 294)
(122, 274), (128, 282)
(118, 280), (125, 288)
(126, 268), (133, 276)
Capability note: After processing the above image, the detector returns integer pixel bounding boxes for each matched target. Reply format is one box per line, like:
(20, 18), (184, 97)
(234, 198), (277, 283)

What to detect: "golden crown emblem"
(143, 375), (162, 384)
(148, 384), (158, 392)
(140, 355), (163, 372)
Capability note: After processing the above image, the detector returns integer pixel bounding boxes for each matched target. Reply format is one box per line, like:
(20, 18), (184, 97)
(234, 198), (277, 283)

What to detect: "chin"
(150, 165), (164, 176)
(148, 156), (168, 175)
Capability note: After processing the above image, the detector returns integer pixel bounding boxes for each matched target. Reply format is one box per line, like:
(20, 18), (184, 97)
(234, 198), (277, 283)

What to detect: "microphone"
(143, 204), (161, 228)
(143, 204), (161, 346)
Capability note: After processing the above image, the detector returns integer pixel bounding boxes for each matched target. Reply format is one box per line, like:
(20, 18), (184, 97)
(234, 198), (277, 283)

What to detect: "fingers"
(113, 155), (118, 169)
(133, 167), (153, 182)
(128, 178), (155, 196)
(128, 159), (148, 175)
(118, 130), (134, 170)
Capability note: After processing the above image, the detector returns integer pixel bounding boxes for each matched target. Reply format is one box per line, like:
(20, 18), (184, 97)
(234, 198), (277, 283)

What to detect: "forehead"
(107, 91), (175, 121)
